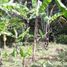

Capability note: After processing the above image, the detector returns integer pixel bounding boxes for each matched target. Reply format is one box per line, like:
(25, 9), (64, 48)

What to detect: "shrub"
(56, 34), (67, 44)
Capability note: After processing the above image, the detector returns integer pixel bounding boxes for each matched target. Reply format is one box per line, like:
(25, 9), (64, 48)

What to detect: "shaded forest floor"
(0, 42), (67, 67)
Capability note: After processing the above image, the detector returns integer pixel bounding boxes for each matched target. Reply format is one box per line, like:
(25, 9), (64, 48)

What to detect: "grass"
(0, 42), (67, 67)
(36, 42), (67, 56)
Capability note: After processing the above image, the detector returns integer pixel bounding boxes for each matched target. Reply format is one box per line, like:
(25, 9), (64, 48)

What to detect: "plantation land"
(0, 43), (67, 67)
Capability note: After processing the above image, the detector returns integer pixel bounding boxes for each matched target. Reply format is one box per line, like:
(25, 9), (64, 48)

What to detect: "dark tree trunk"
(45, 22), (49, 48)
(27, 0), (32, 9)
(32, 16), (38, 61)
(25, 20), (29, 44)
(3, 34), (7, 49)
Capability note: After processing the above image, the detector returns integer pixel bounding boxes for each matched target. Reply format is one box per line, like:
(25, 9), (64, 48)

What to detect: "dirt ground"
(0, 42), (67, 67)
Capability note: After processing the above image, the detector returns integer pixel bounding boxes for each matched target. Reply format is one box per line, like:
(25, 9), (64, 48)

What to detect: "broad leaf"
(20, 47), (28, 58)
(39, 0), (52, 12)
(32, 0), (37, 7)
(18, 27), (30, 42)
(50, 12), (63, 23)
(39, 29), (45, 38)
(55, 0), (67, 18)
(0, 3), (29, 18)
(27, 46), (32, 56)
(0, 0), (9, 4)
(20, 46), (32, 58)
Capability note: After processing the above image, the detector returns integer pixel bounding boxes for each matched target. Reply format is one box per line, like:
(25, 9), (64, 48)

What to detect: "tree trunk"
(22, 58), (27, 67)
(45, 21), (50, 48)
(23, 58), (25, 67)
(3, 34), (7, 49)
(25, 20), (29, 44)
(32, 16), (38, 61)
(14, 28), (18, 45)
(13, 28), (18, 53)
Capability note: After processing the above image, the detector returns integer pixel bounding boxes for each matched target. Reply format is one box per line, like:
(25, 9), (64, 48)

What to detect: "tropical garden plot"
(0, 0), (67, 67)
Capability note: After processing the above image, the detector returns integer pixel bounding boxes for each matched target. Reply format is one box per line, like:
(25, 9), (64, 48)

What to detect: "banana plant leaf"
(17, 27), (30, 42)
(55, 0), (67, 18)
(49, 12), (63, 23)
(0, 31), (13, 36)
(31, 0), (52, 17)
(39, 0), (52, 13)
(0, 3), (29, 19)
(0, 0), (9, 4)
(20, 46), (32, 58)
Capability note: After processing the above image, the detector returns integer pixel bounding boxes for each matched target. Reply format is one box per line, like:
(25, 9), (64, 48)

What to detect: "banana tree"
(0, 3), (18, 48)
(0, 1), (30, 45)
(8, 17), (30, 46)
(0, 17), (12, 48)
(30, 0), (63, 61)
(10, 45), (32, 67)
(36, 0), (63, 46)
(29, 0), (52, 61)
(20, 46), (32, 67)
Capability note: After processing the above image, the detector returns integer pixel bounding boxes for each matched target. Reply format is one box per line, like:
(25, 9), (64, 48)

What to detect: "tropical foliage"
(0, 0), (67, 67)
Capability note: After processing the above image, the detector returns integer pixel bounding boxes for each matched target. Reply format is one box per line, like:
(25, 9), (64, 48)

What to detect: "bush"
(56, 34), (67, 44)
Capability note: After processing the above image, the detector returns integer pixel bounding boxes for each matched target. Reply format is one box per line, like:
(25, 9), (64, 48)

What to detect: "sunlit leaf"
(32, 0), (37, 7)
(50, 12), (63, 23)
(39, 0), (52, 12)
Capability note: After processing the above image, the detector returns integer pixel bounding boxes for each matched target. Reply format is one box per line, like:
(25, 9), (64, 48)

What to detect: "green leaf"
(39, 29), (44, 38)
(0, 22), (5, 31)
(2, 51), (8, 58)
(20, 46), (32, 58)
(16, 5), (29, 18)
(27, 46), (32, 56)
(55, 0), (67, 11)
(55, 0), (67, 18)
(39, 0), (52, 12)
(1, 31), (12, 36)
(0, 0), (9, 4)
(18, 27), (30, 42)
(0, 3), (29, 18)
(11, 48), (17, 57)
(32, 0), (37, 7)
(20, 47), (27, 58)
(50, 12), (63, 23)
